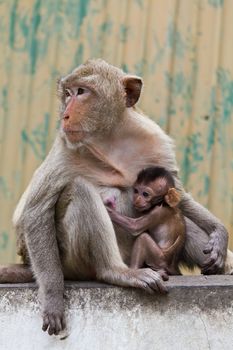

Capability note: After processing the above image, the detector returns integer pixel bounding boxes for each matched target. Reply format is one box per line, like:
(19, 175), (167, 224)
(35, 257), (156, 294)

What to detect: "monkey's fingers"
(203, 247), (213, 254)
(137, 268), (168, 294)
(155, 280), (168, 294)
(203, 229), (228, 258)
(157, 269), (169, 281)
(203, 239), (214, 254)
(142, 279), (168, 294)
(48, 316), (56, 336)
(140, 283), (158, 295)
(148, 275), (168, 294)
(42, 316), (49, 332)
(106, 207), (113, 213)
(201, 251), (225, 274)
(42, 312), (66, 336)
(202, 232), (226, 274)
(201, 256), (217, 274)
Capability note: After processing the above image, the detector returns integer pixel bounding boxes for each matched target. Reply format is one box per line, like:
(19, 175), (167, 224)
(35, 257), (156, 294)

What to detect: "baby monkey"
(106, 167), (186, 278)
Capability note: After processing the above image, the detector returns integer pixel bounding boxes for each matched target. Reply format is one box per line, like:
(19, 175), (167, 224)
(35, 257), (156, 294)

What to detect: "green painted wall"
(0, 0), (233, 263)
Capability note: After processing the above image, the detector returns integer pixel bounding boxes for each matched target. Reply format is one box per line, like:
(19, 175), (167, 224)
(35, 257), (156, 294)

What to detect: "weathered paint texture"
(0, 0), (233, 263)
(1, 277), (233, 350)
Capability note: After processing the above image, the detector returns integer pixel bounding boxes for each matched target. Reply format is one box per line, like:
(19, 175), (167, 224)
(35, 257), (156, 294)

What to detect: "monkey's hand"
(42, 295), (66, 336)
(201, 227), (228, 274)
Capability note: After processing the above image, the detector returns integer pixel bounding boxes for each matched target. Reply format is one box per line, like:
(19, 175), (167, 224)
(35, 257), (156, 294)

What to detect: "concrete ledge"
(0, 276), (233, 350)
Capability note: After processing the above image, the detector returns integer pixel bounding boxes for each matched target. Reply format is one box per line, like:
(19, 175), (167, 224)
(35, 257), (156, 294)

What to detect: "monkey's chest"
(75, 138), (161, 188)
(75, 148), (136, 187)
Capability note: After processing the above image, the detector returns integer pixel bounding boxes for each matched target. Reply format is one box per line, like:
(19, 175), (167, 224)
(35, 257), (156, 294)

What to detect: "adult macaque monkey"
(106, 166), (186, 277)
(1, 59), (230, 336)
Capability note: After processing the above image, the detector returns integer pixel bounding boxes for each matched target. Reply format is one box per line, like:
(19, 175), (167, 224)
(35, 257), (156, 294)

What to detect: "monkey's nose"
(63, 113), (70, 120)
(134, 198), (141, 206)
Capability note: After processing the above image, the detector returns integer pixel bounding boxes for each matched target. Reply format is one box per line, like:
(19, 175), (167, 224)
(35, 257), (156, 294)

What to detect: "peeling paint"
(0, 231), (9, 250)
(1, 0), (233, 262)
(181, 133), (204, 185)
(208, 0), (224, 8)
(21, 113), (50, 160)
(0, 177), (12, 199)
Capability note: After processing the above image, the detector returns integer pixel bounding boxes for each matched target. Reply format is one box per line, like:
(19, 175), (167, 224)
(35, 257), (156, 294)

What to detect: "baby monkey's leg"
(130, 233), (168, 281)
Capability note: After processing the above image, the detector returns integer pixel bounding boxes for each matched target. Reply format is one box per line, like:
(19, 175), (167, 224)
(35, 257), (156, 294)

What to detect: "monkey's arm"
(180, 192), (228, 274)
(13, 144), (68, 335)
(107, 206), (165, 236)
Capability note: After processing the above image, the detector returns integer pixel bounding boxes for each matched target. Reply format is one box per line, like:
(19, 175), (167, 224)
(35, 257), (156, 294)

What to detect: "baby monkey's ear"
(164, 188), (180, 208)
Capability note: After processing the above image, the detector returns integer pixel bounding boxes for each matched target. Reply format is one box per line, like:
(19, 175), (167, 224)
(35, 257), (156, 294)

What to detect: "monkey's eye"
(134, 188), (138, 194)
(77, 88), (85, 95)
(65, 89), (71, 97)
(143, 192), (149, 198)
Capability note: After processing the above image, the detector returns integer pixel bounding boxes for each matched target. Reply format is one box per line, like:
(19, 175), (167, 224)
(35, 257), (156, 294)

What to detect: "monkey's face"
(57, 59), (142, 148)
(133, 179), (169, 212)
(59, 85), (97, 145)
(133, 184), (156, 212)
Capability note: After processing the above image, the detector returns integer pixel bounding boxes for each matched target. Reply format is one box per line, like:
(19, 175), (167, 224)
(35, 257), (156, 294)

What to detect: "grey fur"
(8, 59), (230, 335)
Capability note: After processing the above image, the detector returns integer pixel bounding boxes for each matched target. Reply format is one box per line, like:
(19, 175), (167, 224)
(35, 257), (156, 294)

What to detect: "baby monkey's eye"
(77, 87), (85, 95)
(133, 188), (138, 194)
(143, 192), (149, 198)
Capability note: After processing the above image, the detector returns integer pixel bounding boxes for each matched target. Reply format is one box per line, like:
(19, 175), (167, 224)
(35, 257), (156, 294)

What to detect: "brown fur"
(107, 170), (186, 277)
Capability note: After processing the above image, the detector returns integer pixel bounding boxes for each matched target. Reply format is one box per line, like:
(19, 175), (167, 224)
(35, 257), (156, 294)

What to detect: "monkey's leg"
(62, 178), (167, 294)
(0, 264), (34, 283)
(166, 260), (182, 276)
(130, 233), (166, 269)
(130, 233), (168, 281)
(13, 162), (66, 337)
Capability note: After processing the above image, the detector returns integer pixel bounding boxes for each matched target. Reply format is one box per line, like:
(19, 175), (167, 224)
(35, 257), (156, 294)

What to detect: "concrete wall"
(0, 276), (233, 350)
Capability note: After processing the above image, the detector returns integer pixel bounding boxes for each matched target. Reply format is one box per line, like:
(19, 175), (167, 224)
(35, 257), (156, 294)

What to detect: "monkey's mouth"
(134, 205), (151, 212)
(62, 128), (87, 142)
(63, 128), (83, 134)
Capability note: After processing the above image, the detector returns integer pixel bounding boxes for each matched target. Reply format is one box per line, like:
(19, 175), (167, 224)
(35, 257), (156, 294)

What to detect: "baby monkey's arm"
(107, 206), (166, 236)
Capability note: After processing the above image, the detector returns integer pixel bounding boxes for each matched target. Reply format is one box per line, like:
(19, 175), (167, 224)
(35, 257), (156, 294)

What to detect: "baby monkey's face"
(133, 177), (169, 212)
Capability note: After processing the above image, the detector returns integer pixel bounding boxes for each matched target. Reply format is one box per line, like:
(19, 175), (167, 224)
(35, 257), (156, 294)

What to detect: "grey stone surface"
(0, 276), (233, 350)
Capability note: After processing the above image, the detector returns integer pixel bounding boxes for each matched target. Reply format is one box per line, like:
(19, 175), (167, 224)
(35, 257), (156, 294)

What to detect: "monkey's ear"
(56, 77), (62, 86)
(122, 75), (143, 107)
(164, 188), (180, 208)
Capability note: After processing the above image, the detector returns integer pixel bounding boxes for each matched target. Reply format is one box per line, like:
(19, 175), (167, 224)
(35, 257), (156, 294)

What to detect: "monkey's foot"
(99, 267), (168, 294)
(0, 264), (34, 283)
(224, 249), (233, 275)
(147, 264), (169, 281)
